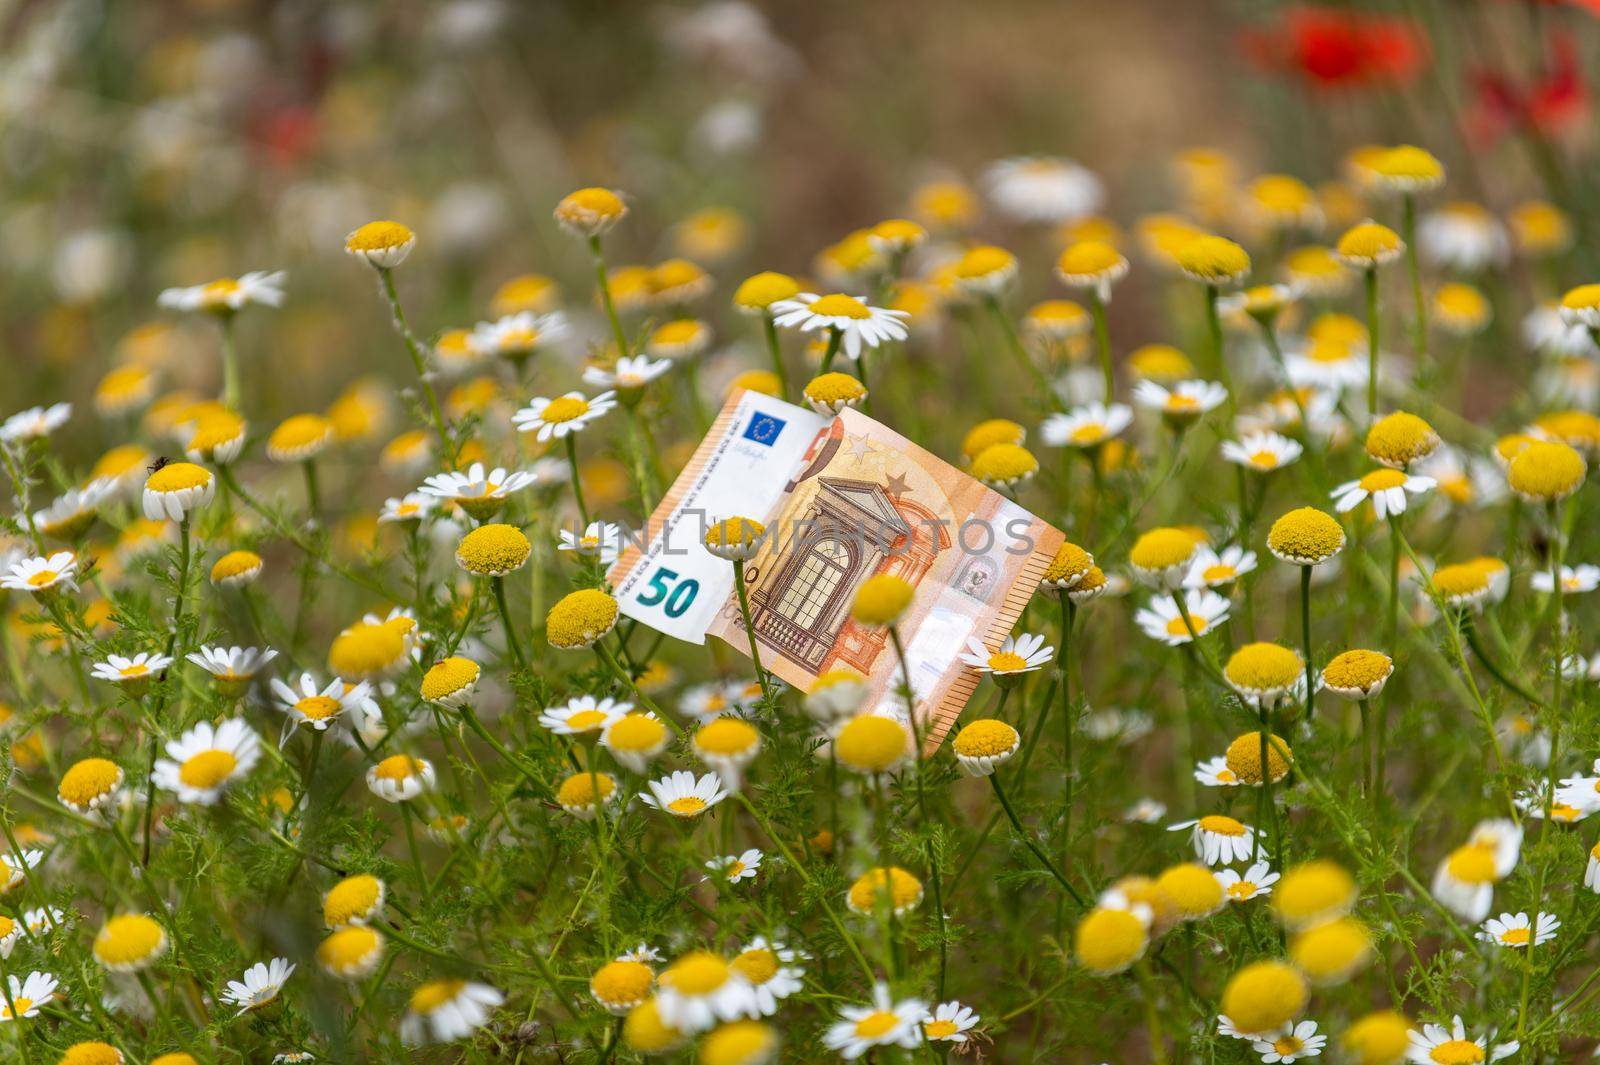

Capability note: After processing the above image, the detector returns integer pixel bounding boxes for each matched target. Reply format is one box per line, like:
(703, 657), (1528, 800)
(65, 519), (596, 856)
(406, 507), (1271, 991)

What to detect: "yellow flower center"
(541, 397), (590, 423)
(1130, 528), (1199, 572)
(556, 772), (616, 808)
(695, 718), (759, 756)
(147, 462), (212, 493)
(1197, 815), (1247, 836)
(1429, 1041), (1485, 1064)
(1358, 469), (1408, 492)
(854, 1011), (900, 1038)
(95, 914), (164, 965)
(952, 719), (1019, 759)
(661, 952), (730, 995)
(1267, 508), (1345, 562)
(1322, 649), (1392, 690)
(834, 715), (908, 772)
(178, 750), (237, 789)
(804, 372), (867, 404)
(59, 757), (121, 805)
(731, 948), (778, 984)
(420, 657), (480, 700)
(1500, 927), (1531, 946)
(317, 926), (380, 973)
(458, 523), (533, 576)
(590, 960), (652, 1005)
(925, 1019), (958, 1038)
(547, 589), (620, 648)
(667, 796), (708, 815)
(808, 294), (872, 319)
(1069, 422), (1108, 445)
(410, 978), (466, 1013)
(607, 714), (666, 752)
(1445, 843), (1498, 884)
(324, 875), (382, 925)
(988, 651), (1028, 672)
(346, 220), (414, 252)
(374, 755), (424, 781)
(295, 695), (342, 722)
(1227, 881), (1257, 900)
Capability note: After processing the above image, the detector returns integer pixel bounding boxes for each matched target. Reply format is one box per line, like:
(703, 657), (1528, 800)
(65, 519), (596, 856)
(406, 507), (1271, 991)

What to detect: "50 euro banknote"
(607, 389), (1063, 750)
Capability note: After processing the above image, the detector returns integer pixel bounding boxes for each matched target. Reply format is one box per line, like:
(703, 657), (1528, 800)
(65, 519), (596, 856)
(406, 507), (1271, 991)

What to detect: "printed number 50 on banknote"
(609, 390), (1063, 751)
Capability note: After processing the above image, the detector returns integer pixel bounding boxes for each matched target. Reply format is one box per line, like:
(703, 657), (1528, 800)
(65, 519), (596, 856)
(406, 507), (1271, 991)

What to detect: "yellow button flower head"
(1219, 960), (1307, 1035)
(910, 179), (977, 230)
(1225, 731), (1293, 784)
(420, 656), (480, 708)
(1041, 541), (1094, 592)
(846, 866), (923, 915)
(491, 273), (559, 316)
(727, 369), (781, 397)
(327, 621), (407, 680)
(733, 272), (801, 314)
(968, 442), (1038, 490)
(1024, 299), (1091, 340)
(1281, 244), (1351, 298)
(1126, 344), (1196, 383)
(1342, 1010), (1413, 1065)
(318, 925), (385, 980)
(210, 549), (263, 588)
(547, 588), (620, 649)
(851, 574), (914, 627)
(1067, 564), (1109, 605)
(704, 517), (766, 561)
(93, 913), (168, 972)
(1224, 642), (1304, 707)
(1433, 282), (1491, 336)
(624, 997), (687, 1054)
(868, 218), (928, 254)
(143, 461), (215, 523)
(647, 318), (712, 361)
(1370, 145), (1445, 195)
(1246, 174), (1320, 229)
(1290, 915), (1373, 985)
(1175, 235), (1250, 286)
(602, 712), (670, 773)
(1559, 283), (1600, 328)
(833, 713), (909, 775)
(1532, 409), (1600, 453)
(58, 756), (124, 815)
(1267, 506), (1345, 566)
(150, 1055), (199, 1065)
(344, 220), (416, 269)
(953, 244), (1019, 295)
(1365, 411), (1439, 468)
(555, 187), (628, 237)
(803, 372), (867, 415)
(961, 419), (1025, 462)
(651, 258), (712, 305)
(95, 364), (157, 417)
(455, 523), (532, 577)
(58, 1044), (124, 1065)
(324, 873), (386, 928)
(700, 1021), (779, 1065)
(1336, 221), (1405, 268)
(1155, 862), (1225, 920)
(951, 718), (1020, 776)
(1271, 859), (1358, 930)
(1128, 527), (1200, 590)
(1506, 439), (1585, 502)
(674, 206), (749, 262)
(266, 413), (334, 463)
(1055, 240), (1129, 297)
(1074, 902), (1151, 974)
(1510, 200), (1572, 258)
(1321, 649), (1393, 699)
(592, 957), (655, 1014)
(556, 771), (618, 819)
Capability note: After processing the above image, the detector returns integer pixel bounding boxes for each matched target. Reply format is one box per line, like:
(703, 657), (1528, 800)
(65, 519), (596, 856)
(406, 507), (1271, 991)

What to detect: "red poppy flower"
(1467, 34), (1588, 144)
(1241, 6), (1428, 89)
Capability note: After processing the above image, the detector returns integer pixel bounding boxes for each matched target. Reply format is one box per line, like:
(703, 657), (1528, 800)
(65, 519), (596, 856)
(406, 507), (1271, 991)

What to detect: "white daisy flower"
(923, 1000), (980, 1043)
(1217, 861), (1279, 903)
(1285, 339), (1370, 392)
(366, 755), (436, 803)
(0, 851), (43, 893)
(513, 390), (618, 441)
(270, 674), (371, 735)
(680, 681), (737, 722)
(1123, 798), (1168, 823)
(378, 493), (436, 524)
(221, 957), (296, 1014)
(1168, 815), (1259, 865)
(1185, 546), (1258, 589)
(0, 971), (57, 1022)
(467, 310), (569, 362)
(158, 270), (286, 313)
(557, 521), (626, 565)
(1251, 1018), (1327, 1063)
(704, 849), (763, 884)
(1554, 757), (1600, 814)
(582, 355), (672, 391)
(1135, 590), (1231, 646)
(983, 156), (1103, 223)
(957, 632), (1053, 676)
(21, 908), (65, 938)
(1531, 563), (1600, 595)
(1416, 447), (1505, 509)
(1222, 431), (1304, 472)
(648, 953), (750, 1034)
(399, 979), (504, 1045)
(142, 462), (216, 522)
(1218, 1016), (1254, 1040)
(1405, 1015), (1518, 1063)
(600, 711), (671, 774)
(1, 552), (78, 594)
(1195, 755), (1243, 788)
(0, 403), (71, 444)
(538, 695), (629, 737)
(186, 645), (279, 689)
(89, 652), (174, 687)
(1332, 470), (1436, 519)
(417, 463), (540, 513)
(30, 479), (115, 539)
(1584, 841), (1600, 893)
(1082, 707), (1154, 743)
(1418, 203), (1509, 272)
(1524, 301), (1599, 359)
(1131, 379), (1228, 420)
(768, 293), (909, 360)
(1040, 402), (1133, 449)
(1432, 820), (1522, 922)
(730, 937), (804, 1016)
(1477, 911), (1559, 949)
(619, 944), (663, 964)
(823, 981), (928, 1059)
(152, 718), (261, 805)
(641, 770), (729, 819)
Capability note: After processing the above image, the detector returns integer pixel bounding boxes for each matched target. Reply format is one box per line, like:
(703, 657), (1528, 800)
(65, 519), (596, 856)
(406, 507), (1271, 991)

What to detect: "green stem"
(1364, 267), (1380, 422)
(1089, 290), (1114, 399)
(588, 235), (630, 358)
(1402, 193), (1427, 362)
(565, 435), (590, 527)
(377, 267), (451, 456)
(989, 774), (1085, 906)
(732, 560), (772, 703)
(491, 576), (527, 671)
(761, 314), (790, 400)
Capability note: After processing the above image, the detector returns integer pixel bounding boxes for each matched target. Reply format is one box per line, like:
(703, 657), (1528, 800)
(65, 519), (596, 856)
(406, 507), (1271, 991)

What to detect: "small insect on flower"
(142, 461), (215, 523)
(221, 957), (296, 1014)
(93, 913), (168, 972)
(1136, 589), (1232, 646)
(1169, 814), (1260, 866)
(822, 980), (929, 1060)
(0, 970), (57, 1021)
(152, 718), (261, 805)
(399, 979), (504, 1045)
(366, 755), (435, 803)
(641, 770), (728, 819)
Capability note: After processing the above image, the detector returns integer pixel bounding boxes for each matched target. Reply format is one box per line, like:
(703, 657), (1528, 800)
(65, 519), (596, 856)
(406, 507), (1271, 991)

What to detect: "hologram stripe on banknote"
(701, 406), (1063, 752)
